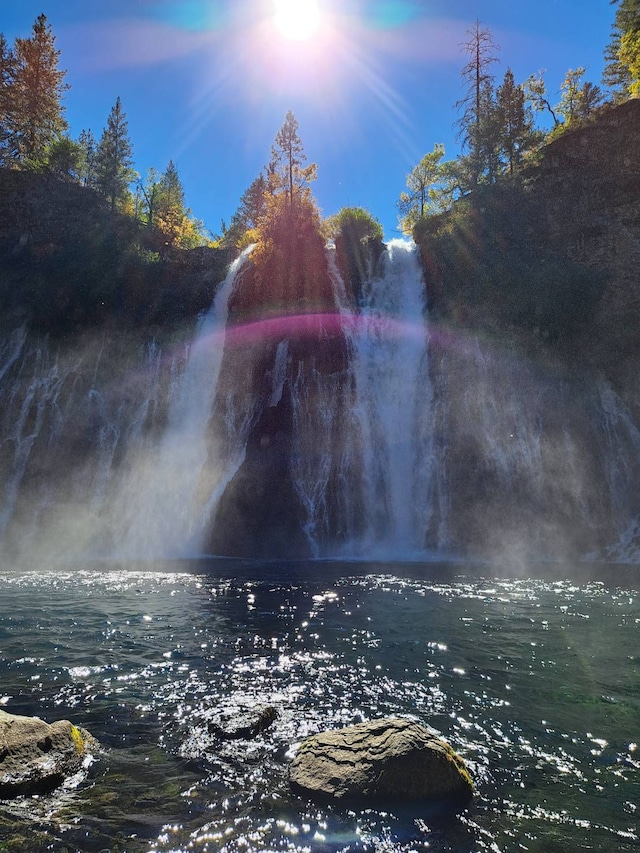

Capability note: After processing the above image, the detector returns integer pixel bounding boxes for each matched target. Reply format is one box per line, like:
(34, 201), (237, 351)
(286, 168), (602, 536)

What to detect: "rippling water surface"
(0, 560), (638, 852)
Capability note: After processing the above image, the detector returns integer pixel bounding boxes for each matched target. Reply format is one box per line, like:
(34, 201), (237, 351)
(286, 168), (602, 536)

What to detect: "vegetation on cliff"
(0, 8), (638, 361)
(0, 15), (209, 251)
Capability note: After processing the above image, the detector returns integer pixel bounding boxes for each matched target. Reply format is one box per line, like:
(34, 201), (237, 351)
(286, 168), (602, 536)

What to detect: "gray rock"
(0, 709), (95, 798)
(288, 717), (473, 804)
(207, 704), (278, 740)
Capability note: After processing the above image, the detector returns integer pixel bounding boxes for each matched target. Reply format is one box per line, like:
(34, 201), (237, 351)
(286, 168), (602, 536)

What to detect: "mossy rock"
(0, 709), (97, 798)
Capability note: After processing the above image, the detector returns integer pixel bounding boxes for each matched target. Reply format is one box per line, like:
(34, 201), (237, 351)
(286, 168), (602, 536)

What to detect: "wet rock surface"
(207, 704), (278, 740)
(0, 709), (95, 798)
(289, 717), (473, 804)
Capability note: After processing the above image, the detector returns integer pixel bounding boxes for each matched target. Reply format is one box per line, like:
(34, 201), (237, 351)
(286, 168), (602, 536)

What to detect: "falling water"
(342, 239), (434, 556)
(114, 249), (251, 557)
(597, 379), (640, 562)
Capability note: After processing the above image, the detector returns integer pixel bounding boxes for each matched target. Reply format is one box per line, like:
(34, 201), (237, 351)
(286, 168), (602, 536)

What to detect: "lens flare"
(273, 0), (321, 40)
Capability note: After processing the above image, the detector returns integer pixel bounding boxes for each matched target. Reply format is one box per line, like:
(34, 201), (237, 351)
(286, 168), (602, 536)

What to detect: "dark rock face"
(0, 709), (95, 798)
(288, 718), (473, 804)
(206, 258), (354, 558)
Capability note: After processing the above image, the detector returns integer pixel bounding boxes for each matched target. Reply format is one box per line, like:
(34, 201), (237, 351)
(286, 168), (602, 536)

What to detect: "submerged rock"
(0, 709), (95, 798)
(288, 718), (472, 804)
(208, 704), (278, 740)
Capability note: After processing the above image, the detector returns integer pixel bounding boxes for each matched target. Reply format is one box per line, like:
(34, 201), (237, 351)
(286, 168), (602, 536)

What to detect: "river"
(0, 559), (638, 852)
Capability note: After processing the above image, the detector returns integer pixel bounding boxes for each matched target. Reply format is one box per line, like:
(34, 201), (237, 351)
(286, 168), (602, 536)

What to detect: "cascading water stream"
(340, 239), (434, 556)
(113, 249), (252, 558)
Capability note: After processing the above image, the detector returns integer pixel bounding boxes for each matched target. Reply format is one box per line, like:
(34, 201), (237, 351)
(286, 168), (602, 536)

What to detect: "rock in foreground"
(289, 718), (472, 804)
(0, 709), (95, 798)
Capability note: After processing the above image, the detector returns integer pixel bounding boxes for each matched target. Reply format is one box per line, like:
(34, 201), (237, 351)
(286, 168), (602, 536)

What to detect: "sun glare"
(273, 0), (321, 41)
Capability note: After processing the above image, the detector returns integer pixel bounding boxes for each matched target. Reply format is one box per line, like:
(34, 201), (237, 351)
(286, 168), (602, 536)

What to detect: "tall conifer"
(603, 0), (640, 98)
(269, 111), (317, 208)
(5, 14), (68, 164)
(94, 97), (134, 213)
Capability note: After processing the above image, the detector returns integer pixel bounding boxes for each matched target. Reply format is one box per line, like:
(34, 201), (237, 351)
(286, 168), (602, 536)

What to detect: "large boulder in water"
(288, 718), (473, 804)
(0, 709), (95, 798)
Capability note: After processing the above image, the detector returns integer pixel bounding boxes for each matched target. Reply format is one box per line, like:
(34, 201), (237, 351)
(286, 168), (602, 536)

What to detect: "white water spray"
(114, 249), (251, 557)
(342, 239), (434, 556)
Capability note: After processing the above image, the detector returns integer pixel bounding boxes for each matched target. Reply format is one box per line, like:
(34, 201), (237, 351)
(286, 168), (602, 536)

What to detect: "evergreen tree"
(138, 160), (207, 249)
(455, 20), (499, 186)
(156, 160), (185, 220)
(45, 135), (82, 179)
(495, 68), (536, 175)
(94, 96), (134, 213)
(77, 128), (98, 188)
(619, 23), (640, 95)
(555, 69), (604, 128)
(5, 14), (68, 164)
(224, 173), (269, 248)
(577, 80), (605, 118)
(397, 144), (446, 232)
(138, 166), (161, 226)
(0, 34), (14, 164)
(269, 110), (317, 207)
(558, 68), (587, 124)
(603, 0), (640, 98)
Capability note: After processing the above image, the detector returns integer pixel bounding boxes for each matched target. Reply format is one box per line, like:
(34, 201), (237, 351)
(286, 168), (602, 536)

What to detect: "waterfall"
(597, 379), (640, 562)
(5, 236), (640, 564)
(339, 239), (434, 557)
(112, 249), (252, 558)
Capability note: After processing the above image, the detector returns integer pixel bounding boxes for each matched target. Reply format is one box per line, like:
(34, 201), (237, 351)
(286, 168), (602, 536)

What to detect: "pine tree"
(603, 0), (640, 98)
(156, 160), (185, 220)
(397, 144), (446, 232)
(558, 68), (603, 127)
(495, 68), (536, 175)
(94, 97), (134, 213)
(455, 20), (499, 186)
(6, 14), (68, 164)
(224, 173), (269, 248)
(619, 24), (640, 95)
(45, 135), (82, 179)
(77, 128), (98, 187)
(0, 34), (14, 163)
(269, 110), (317, 207)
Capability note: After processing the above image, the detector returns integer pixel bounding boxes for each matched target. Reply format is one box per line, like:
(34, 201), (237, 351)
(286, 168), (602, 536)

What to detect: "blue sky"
(1, 1), (616, 239)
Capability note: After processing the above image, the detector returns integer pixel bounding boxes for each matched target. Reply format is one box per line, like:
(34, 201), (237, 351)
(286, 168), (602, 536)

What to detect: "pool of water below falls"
(0, 560), (638, 852)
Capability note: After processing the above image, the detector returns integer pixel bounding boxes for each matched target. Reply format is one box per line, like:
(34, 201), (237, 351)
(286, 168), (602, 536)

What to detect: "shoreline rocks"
(289, 718), (472, 805)
(0, 709), (96, 798)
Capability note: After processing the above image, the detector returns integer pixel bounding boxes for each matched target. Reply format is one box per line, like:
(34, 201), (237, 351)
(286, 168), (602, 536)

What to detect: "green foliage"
(620, 26), (640, 95)
(397, 144), (447, 232)
(236, 112), (332, 318)
(414, 184), (606, 346)
(269, 110), (317, 207)
(77, 128), (97, 187)
(496, 68), (538, 175)
(44, 135), (82, 179)
(326, 207), (385, 304)
(557, 68), (604, 127)
(0, 14), (68, 165)
(223, 174), (269, 249)
(94, 96), (135, 213)
(138, 159), (207, 249)
(247, 189), (329, 316)
(603, 0), (640, 98)
(325, 206), (384, 243)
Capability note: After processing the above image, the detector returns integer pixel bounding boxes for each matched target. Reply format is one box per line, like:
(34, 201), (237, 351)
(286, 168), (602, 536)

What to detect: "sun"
(273, 0), (321, 41)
